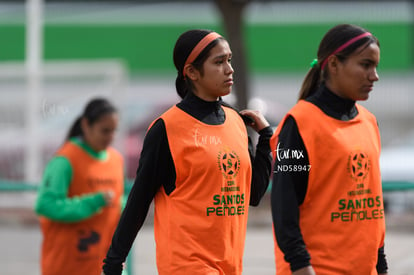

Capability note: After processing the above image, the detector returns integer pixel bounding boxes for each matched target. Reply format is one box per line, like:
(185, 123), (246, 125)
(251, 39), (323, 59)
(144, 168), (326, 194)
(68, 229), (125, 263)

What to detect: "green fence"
(1, 22), (412, 75)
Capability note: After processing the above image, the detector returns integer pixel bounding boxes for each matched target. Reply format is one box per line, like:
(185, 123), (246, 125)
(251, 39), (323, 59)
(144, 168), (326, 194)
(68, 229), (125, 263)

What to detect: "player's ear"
(184, 64), (199, 81)
(327, 55), (339, 75)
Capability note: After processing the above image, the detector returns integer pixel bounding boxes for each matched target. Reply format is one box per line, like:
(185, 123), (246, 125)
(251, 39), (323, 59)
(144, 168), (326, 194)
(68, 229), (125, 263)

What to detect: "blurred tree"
(214, 0), (251, 110)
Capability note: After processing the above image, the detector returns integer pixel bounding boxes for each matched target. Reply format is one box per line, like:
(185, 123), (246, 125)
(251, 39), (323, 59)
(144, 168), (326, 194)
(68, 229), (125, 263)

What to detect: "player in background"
(35, 98), (124, 275)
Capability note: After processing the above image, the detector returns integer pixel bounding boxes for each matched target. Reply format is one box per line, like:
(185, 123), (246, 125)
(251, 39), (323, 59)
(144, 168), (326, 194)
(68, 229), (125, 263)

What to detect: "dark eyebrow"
(361, 58), (378, 65)
(213, 53), (232, 60)
(362, 59), (375, 63)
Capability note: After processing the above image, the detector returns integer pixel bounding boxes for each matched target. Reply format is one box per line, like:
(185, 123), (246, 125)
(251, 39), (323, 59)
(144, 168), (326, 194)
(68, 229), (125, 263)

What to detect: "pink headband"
(183, 32), (222, 77)
(321, 32), (372, 70)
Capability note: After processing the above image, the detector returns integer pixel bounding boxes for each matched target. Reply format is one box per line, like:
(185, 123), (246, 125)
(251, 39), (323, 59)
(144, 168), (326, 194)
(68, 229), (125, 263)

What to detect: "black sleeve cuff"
(102, 254), (123, 275)
(376, 245), (388, 273)
(258, 126), (273, 138)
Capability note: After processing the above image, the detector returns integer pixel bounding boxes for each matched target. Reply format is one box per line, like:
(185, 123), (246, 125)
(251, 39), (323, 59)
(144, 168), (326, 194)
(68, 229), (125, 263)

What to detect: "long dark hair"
(298, 24), (379, 100)
(66, 98), (117, 141)
(173, 29), (224, 99)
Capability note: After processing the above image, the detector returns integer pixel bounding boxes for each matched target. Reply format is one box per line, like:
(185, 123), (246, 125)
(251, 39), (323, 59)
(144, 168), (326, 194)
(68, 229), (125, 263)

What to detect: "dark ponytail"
(298, 65), (322, 100)
(299, 24), (379, 101)
(173, 29), (222, 99)
(65, 98), (117, 141)
(175, 72), (190, 99)
(66, 116), (83, 140)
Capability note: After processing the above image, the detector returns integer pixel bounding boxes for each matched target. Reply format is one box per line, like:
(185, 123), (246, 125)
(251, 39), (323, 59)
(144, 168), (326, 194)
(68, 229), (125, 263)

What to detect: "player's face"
(82, 113), (118, 152)
(330, 43), (380, 101)
(192, 40), (234, 101)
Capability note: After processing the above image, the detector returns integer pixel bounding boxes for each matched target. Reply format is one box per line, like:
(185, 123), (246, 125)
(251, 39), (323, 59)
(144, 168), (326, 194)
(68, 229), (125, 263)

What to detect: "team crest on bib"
(347, 150), (371, 182)
(217, 147), (241, 180)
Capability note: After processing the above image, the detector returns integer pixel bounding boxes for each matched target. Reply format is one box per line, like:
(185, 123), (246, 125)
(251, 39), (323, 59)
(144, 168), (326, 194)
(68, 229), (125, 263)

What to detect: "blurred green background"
(0, 22), (412, 74)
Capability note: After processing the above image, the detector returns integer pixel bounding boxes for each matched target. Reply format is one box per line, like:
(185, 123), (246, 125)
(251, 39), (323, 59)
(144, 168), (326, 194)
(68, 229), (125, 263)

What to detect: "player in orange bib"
(102, 29), (273, 275)
(270, 24), (388, 275)
(35, 98), (124, 275)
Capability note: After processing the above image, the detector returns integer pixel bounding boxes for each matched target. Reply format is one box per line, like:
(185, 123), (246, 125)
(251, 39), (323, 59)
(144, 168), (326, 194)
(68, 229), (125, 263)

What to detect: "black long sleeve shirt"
(103, 92), (273, 274)
(271, 84), (388, 273)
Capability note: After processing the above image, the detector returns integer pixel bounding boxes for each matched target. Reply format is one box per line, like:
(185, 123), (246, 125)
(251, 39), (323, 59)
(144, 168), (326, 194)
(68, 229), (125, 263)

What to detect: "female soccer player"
(102, 29), (273, 275)
(271, 24), (388, 275)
